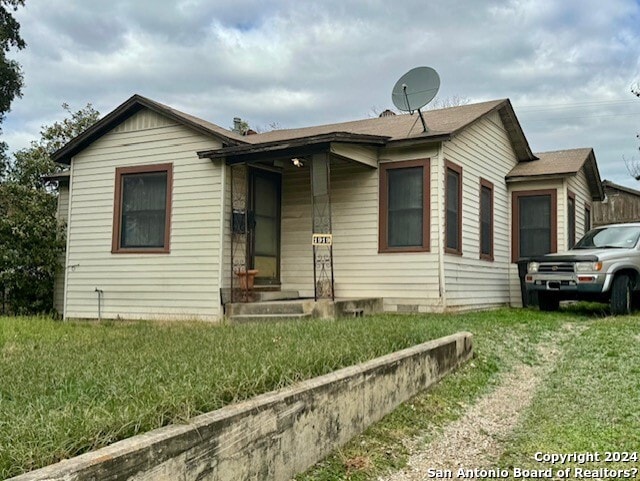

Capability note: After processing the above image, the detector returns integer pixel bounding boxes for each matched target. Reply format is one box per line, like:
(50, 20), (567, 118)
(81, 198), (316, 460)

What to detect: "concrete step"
(226, 299), (310, 317)
(253, 290), (300, 302)
(228, 313), (313, 324)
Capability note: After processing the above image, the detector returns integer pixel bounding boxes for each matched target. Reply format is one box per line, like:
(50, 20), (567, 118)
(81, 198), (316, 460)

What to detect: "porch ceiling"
(197, 131), (389, 166)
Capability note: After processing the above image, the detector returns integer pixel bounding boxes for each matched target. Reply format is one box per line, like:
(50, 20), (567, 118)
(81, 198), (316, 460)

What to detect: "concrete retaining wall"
(11, 331), (473, 481)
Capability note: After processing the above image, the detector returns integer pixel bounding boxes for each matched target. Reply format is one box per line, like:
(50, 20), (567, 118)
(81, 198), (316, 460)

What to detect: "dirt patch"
(379, 323), (585, 481)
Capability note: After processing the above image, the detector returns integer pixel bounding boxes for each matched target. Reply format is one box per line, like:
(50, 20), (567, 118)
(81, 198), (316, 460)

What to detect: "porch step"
(225, 297), (383, 323)
(253, 290), (300, 302)
(226, 299), (312, 318)
(228, 313), (313, 324)
(219, 289), (300, 305)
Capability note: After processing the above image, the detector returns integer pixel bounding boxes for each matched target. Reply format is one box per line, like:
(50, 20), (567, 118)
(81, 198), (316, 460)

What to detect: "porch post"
(230, 164), (249, 303)
(310, 152), (335, 301)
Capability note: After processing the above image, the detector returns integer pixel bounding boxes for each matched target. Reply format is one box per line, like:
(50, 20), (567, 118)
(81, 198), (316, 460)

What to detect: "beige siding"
(441, 111), (518, 310)
(280, 144), (443, 312)
(507, 179), (564, 306)
(566, 168), (591, 245)
(53, 183), (69, 314)
(64, 108), (224, 321)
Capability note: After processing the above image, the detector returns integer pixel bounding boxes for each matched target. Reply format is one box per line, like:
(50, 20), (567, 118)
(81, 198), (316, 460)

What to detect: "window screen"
(446, 168), (460, 251)
(480, 185), (492, 257)
(519, 195), (551, 257)
(568, 195), (575, 248)
(387, 167), (423, 247)
(120, 171), (168, 248)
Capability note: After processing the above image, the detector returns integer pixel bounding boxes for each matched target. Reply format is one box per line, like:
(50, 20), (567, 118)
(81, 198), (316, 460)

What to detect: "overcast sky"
(3, 0), (640, 186)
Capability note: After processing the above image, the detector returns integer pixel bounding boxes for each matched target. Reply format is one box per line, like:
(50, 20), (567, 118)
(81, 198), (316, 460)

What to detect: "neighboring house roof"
(51, 94), (249, 164)
(42, 170), (71, 182)
(200, 99), (538, 163)
(506, 148), (604, 201)
(601, 179), (640, 198)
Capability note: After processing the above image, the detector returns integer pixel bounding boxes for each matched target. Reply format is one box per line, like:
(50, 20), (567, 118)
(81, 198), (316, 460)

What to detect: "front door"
(249, 168), (281, 286)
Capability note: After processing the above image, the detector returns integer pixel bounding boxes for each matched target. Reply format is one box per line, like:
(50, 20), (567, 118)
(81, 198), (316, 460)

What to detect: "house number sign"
(312, 233), (333, 246)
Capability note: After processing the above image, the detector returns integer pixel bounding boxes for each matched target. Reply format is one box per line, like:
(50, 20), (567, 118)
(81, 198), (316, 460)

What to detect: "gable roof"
(602, 180), (640, 198)
(200, 99), (537, 163)
(51, 94), (249, 164)
(52, 95), (537, 166)
(506, 148), (604, 201)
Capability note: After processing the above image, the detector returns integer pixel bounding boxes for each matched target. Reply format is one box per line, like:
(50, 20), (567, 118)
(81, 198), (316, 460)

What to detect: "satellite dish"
(391, 66), (440, 132)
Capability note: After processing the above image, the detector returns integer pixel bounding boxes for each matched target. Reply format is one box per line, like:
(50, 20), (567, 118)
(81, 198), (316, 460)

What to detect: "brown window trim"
(444, 160), (463, 256)
(479, 178), (494, 261)
(567, 190), (576, 249)
(378, 158), (430, 253)
(584, 202), (592, 233)
(511, 189), (557, 263)
(112, 163), (173, 254)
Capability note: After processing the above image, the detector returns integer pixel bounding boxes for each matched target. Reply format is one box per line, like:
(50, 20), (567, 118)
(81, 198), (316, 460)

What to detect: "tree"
(0, 0), (26, 128)
(427, 95), (471, 110)
(0, 103), (100, 314)
(0, 183), (62, 313)
(623, 85), (640, 180)
(7, 103), (100, 189)
(369, 95), (471, 118)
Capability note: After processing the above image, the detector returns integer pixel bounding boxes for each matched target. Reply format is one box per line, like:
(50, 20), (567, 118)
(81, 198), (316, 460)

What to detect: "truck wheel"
(610, 274), (632, 315)
(538, 292), (560, 311)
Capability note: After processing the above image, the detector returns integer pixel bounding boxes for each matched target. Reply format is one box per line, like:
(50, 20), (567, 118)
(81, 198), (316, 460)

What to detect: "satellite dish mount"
(392, 66), (441, 133)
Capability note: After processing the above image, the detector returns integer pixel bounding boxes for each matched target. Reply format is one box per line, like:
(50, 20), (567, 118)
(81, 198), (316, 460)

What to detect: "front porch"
(199, 133), (389, 319)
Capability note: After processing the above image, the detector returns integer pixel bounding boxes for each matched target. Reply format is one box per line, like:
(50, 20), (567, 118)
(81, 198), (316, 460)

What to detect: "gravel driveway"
(378, 324), (582, 481)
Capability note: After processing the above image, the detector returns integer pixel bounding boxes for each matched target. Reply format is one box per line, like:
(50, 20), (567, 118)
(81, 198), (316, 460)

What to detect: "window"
(584, 203), (591, 233)
(568, 191), (576, 248)
(445, 161), (462, 255)
(479, 179), (494, 260)
(112, 163), (172, 253)
(379, 159), (430, 252)
(511, 189), (557, 262)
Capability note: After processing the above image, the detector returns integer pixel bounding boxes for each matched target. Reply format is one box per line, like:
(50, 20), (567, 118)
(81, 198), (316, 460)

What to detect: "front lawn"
(298, 306), (640, 480)
(500, 316), (640, 471)
(1, 309), (572, 478)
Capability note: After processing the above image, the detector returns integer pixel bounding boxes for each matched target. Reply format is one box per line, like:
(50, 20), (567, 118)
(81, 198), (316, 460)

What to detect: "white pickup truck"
(524, 223), (640, 314)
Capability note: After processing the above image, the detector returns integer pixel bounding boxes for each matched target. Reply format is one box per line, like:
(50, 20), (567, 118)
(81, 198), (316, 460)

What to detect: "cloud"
(3, 0), (640, 186)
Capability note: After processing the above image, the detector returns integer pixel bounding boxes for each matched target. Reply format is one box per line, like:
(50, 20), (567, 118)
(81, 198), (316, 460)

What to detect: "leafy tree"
(7, 103), (100, 189)
(0, 183), (62, 313)
(0, 140), (8, 181)
(0, 0), (26, 128)
(0, 103), (100, 314)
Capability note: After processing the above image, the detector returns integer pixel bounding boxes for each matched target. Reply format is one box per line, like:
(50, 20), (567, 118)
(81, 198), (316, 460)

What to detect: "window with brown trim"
(584, 203), (591, 234)
(511, 189), (557, 262)
(567, 191), (576, 249)
(379, 159), (430, 252)
(445, 160), (462, 255)
(479, 178), (494, 261)
(112, 163), (173, 254)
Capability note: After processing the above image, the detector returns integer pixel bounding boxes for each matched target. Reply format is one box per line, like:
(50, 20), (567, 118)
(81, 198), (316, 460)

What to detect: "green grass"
(297, 306), (640, 481)
(0, 310), (534, 478)
(0, 308), (593, 478)
(499, 316), (640, 473)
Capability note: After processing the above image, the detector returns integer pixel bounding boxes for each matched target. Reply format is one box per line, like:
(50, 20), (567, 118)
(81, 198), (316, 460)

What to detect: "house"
(592, 180), (640, 227)
(49, 95), (604, 321)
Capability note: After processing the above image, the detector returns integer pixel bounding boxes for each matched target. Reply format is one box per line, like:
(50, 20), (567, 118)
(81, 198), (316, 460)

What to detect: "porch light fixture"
(291, 158), (304, 167)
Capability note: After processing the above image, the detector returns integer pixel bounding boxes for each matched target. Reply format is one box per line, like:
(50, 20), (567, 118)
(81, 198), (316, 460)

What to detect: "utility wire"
(515, 99), (638, 112)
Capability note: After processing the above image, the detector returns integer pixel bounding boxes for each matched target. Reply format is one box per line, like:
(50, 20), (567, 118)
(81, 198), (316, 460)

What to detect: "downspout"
(62, 160), (74, 320)
(437, 144), (447, 309)
(217, 161), (227, 319)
